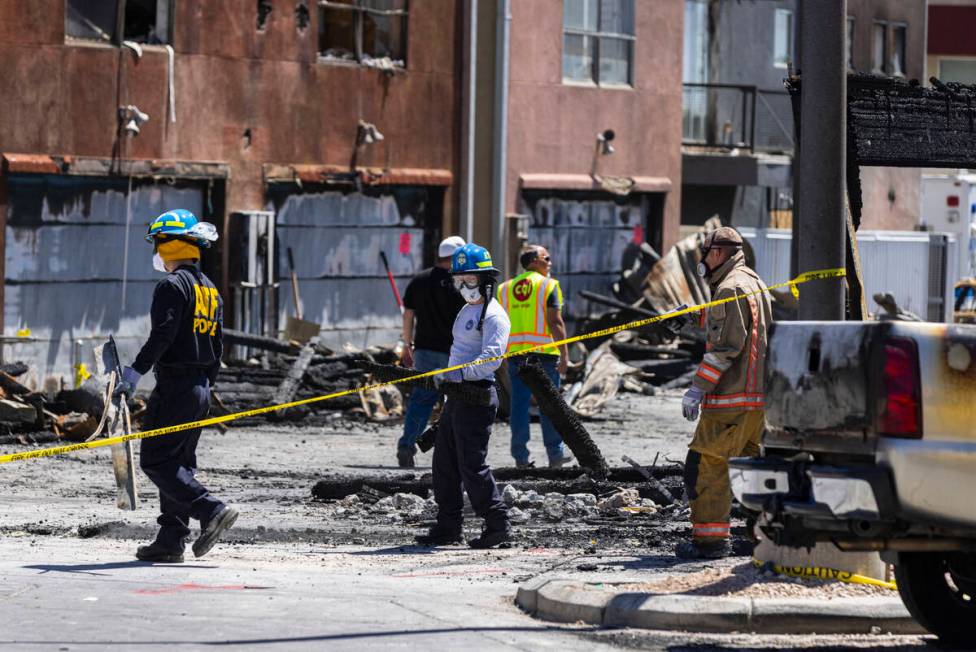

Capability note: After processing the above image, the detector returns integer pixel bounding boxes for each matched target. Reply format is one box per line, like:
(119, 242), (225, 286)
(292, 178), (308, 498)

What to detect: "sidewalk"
(515, 558), (925, 635)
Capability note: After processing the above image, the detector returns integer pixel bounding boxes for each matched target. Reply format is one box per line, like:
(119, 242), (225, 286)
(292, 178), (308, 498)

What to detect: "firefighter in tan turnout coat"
(677, 227), (772, 559)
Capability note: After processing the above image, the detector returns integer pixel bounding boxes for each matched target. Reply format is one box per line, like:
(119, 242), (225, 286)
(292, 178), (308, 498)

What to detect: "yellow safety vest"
(497, 271), (563, 355)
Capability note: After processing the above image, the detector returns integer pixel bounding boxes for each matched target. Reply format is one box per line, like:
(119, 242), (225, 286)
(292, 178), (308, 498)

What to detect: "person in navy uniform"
(114, 209), (238, 563)
(415, 243), (512, 549)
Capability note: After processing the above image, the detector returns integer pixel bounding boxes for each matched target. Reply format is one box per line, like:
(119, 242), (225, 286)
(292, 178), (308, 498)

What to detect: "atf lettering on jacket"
(193, 284), (220, 336)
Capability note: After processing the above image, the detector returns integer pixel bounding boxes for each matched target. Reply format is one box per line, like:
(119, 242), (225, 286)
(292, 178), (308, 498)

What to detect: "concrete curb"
(515, 578), (925, 635)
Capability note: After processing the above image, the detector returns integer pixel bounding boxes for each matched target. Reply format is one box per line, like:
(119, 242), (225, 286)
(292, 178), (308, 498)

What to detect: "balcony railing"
(682, 83), (794, 154)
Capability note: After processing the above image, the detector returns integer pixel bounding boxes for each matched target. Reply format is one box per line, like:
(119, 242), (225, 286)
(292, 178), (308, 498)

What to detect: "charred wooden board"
(516, 357), (610, 480)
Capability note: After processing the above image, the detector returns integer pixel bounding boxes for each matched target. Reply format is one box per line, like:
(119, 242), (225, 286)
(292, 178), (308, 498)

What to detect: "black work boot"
(468, 522), (512, 549)
(192, 505), (239, 558)
(415, 524), (463, 546)
(674, 539), (730, 560)
(135, 540), (185, 563)
(397, 445), (416, 469)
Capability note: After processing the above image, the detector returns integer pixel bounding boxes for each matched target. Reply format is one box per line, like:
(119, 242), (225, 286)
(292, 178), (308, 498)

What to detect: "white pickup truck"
(729, 321), (976, 645)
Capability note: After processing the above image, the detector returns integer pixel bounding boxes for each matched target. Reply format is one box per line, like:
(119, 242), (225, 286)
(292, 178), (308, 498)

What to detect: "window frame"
(772, 8), (794, 69)
(64, 0), (173, 47)
(317, 0), (409, 69)
(872, 20), (889, 74)
(890, 21), (907, 78)
(562, 0), (636, 88)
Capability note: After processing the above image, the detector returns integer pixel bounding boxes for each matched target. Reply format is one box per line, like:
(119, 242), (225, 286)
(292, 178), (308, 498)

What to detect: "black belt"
(154, 365), (210, 378)
(514, 353), (558, 364)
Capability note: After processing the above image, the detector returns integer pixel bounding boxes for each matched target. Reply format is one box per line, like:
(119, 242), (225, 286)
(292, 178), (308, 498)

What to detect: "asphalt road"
(0, 391), (935, 650)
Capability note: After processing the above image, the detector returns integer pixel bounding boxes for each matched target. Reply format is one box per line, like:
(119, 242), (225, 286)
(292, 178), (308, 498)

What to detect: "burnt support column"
(796, 0), (846, 320)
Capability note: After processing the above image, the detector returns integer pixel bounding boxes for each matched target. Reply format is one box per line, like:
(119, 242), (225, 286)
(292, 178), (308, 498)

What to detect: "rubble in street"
(304, 465), (745, 552)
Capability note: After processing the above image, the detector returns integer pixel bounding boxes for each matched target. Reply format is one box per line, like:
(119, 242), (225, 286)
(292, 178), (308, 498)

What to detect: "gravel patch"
(616, 561), (896, 599)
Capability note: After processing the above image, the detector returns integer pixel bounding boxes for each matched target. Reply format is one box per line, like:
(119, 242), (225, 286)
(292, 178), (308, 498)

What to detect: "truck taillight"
(878, 337), (922, 438)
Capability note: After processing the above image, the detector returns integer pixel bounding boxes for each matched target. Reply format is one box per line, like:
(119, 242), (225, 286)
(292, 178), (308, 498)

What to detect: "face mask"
(697, 261), (709, 278)
(459, 285), (482, 304)
(152, 252), (168, 273)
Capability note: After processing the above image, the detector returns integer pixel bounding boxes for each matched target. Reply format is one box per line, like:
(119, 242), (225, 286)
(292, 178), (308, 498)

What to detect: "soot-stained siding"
(267, 183), (443, 350)
(4, 174), (206, 379)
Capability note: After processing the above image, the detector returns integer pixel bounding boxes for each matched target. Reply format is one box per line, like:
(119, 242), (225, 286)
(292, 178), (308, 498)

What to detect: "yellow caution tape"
(0, 268), (845, 466)
(753, 559), (897, 590)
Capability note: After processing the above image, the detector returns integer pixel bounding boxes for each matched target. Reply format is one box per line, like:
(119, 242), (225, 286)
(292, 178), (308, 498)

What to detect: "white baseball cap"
(438, 236), (466, 258)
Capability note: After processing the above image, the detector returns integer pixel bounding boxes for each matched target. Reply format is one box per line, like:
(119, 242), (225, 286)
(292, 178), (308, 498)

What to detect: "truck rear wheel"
(895, 552), (976, 645)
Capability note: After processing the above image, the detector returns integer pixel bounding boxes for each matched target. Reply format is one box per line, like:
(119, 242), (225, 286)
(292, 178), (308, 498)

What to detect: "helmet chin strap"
(477, 279), (496, 331)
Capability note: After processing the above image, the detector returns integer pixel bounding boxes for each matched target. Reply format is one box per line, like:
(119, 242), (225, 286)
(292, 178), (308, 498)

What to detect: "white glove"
(682, 386), (705, 421)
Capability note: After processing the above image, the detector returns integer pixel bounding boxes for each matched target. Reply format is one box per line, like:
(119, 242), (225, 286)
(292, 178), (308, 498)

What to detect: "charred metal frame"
(788, 74), (976, 319)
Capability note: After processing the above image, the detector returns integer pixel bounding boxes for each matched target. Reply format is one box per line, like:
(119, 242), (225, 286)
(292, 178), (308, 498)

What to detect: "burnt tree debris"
(516, 356), (610, 480)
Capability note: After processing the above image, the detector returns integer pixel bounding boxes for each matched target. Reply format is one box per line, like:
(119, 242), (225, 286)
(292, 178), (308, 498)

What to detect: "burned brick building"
(466, 0), (685, 322)
(0, 1), (688, 382)
(0, 1), (461, 380)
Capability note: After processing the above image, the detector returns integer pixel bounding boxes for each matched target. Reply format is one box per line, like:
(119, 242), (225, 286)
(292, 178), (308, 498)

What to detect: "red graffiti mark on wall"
(134, 583), (271, 595)
(399, 232), (412, 255)
(632, 224), (644, 244)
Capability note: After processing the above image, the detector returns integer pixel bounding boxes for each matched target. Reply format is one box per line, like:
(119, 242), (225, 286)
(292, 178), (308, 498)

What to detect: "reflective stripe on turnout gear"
(692, 522), (730, 538)
(696, 363), (722, 384)
(702, 393), (765, 410)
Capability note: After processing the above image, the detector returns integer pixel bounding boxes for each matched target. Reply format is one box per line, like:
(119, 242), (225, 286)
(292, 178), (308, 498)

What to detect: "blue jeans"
(398, 349), (450, 449)
(508, 355), (566, 464)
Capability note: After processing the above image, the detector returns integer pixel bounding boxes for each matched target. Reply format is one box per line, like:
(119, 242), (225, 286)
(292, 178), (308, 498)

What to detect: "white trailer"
(921, 172), (976, 282)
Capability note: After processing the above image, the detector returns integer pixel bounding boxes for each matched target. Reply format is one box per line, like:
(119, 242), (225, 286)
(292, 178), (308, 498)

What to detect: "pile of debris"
(320, 485), (661, 527)
(564, 222), (724, 416)
(0, 361), (124, 445)
(215, 331), (402, 426)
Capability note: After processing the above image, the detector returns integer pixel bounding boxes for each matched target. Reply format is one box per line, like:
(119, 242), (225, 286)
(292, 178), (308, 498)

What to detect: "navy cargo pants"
(140, 372), (224, 549)
(432, 385), (508, 530)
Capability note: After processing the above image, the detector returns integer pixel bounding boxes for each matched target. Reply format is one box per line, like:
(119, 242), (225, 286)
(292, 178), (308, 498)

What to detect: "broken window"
(317, 0), (408, 68)
(891, 23), (907, 77)
(773, 8), (793, 68)
(65, 0), (171, 45)
(563, 0), (635, 86)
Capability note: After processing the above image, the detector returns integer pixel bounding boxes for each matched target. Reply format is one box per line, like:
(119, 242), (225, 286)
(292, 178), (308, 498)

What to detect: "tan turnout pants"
(684, 409), (765, 542)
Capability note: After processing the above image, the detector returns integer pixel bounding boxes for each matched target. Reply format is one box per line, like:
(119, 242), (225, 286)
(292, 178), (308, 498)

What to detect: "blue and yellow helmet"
(145, 209), (218, 248)
(451, 243), (499, 276)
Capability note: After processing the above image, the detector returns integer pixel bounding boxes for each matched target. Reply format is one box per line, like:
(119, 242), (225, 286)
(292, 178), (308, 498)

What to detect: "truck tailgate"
(766, 322), (874, 432)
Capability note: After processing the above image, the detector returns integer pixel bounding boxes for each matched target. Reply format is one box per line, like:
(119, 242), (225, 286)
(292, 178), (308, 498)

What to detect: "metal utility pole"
(796, 0), (846, 320)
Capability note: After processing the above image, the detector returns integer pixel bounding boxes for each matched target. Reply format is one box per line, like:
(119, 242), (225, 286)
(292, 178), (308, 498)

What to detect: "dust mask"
(696, 261), (709, 278)
(153, 252), (168, 273)
(460, 285), (482, 304)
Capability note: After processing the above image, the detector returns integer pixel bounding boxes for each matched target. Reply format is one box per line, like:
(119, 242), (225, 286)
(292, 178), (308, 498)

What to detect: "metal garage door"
(4, 174), (206, 383)
(267, 184), (442, 350)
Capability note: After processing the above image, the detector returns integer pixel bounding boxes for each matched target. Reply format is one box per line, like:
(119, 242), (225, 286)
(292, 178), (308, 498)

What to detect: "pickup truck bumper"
(729, 457), (897, 523)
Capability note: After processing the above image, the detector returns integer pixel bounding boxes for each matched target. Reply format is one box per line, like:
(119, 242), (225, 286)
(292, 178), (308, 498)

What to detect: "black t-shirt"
(402, 266), (465, 354)
(133, 265), (223, 381)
